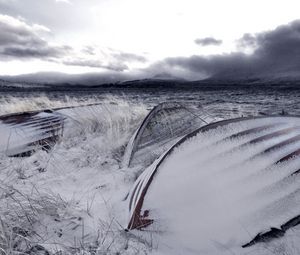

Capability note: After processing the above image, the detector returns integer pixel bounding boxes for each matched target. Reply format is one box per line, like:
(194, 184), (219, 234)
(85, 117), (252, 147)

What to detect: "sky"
(0, 0), (300, 83)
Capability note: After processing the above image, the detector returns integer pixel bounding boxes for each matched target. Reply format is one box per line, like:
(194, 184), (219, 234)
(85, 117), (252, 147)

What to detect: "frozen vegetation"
(0, 95), (300, 255)
(0, 97), (150, 254)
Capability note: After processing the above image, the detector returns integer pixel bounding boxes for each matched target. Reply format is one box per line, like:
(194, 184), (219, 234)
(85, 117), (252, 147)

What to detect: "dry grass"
(0, 99), (149, 254)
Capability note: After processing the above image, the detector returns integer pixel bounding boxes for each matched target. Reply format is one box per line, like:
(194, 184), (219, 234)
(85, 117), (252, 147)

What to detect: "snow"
(1, 95), (300, 255)
(135, 117), (300, 254)
(0, 112), (65, 156)
(0, 98), (150, 254)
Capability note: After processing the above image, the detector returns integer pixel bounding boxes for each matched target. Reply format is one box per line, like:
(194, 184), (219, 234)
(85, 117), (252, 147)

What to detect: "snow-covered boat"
(122, 102), (215, 168)
(0, 110), (66, 157)
(126, 115), (300, 252)
(0, 103), (103, 157)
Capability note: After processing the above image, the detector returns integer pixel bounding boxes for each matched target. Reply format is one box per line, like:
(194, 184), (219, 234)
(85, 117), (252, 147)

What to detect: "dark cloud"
(2, 46), (70, 58)
(194, 37), (222, 46)
(0, 14), (131, 71)
(0, 15), (72, 60)
(0, 17), (46, 48)
(154, 20), (300, 79)
(252, 20), (300, 61)
(237, 33), (257, 49)
(2, 12), (300, 83)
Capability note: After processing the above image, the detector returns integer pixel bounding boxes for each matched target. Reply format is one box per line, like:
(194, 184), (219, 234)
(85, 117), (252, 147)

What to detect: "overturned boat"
(122, 102), (215, 168)
(0, 103), (103, 157)
(0, 110), (65, 157)
(125, 114), (300, 253)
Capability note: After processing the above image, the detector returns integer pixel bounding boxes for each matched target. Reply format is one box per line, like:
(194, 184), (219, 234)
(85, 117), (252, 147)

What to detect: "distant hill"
(0, 78), (47, 90)
(0, 72), (300, 92)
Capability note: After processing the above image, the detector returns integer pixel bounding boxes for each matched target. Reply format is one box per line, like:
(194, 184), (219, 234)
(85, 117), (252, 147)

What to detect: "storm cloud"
(1, 9), (300, 83)
(0, 14), (147, 72)
(0, 15), (71, 59)
(194, 37), (223, 46)
(153, 20), (300, 80)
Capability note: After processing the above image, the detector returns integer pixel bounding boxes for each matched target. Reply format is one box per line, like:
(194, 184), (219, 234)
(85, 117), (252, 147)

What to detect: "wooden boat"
(122, 102), (214, 168)
(126, 115), (300, 250)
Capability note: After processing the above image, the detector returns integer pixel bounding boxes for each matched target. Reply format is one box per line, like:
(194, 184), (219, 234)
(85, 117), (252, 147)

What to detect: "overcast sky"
(0, 0), (300, 82)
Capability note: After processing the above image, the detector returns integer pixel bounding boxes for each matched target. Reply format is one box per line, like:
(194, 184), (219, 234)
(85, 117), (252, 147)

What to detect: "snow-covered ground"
(1, 94), (300, 255)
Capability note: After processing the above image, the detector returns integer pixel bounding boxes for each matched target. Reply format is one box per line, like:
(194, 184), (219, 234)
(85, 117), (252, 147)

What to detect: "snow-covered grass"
(0, 94), (84, 115)
(0, 98), (150, 254)
(247, 229), (300, 255)
(0, 94), (131, 115)
(1, 96), (300, 255)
